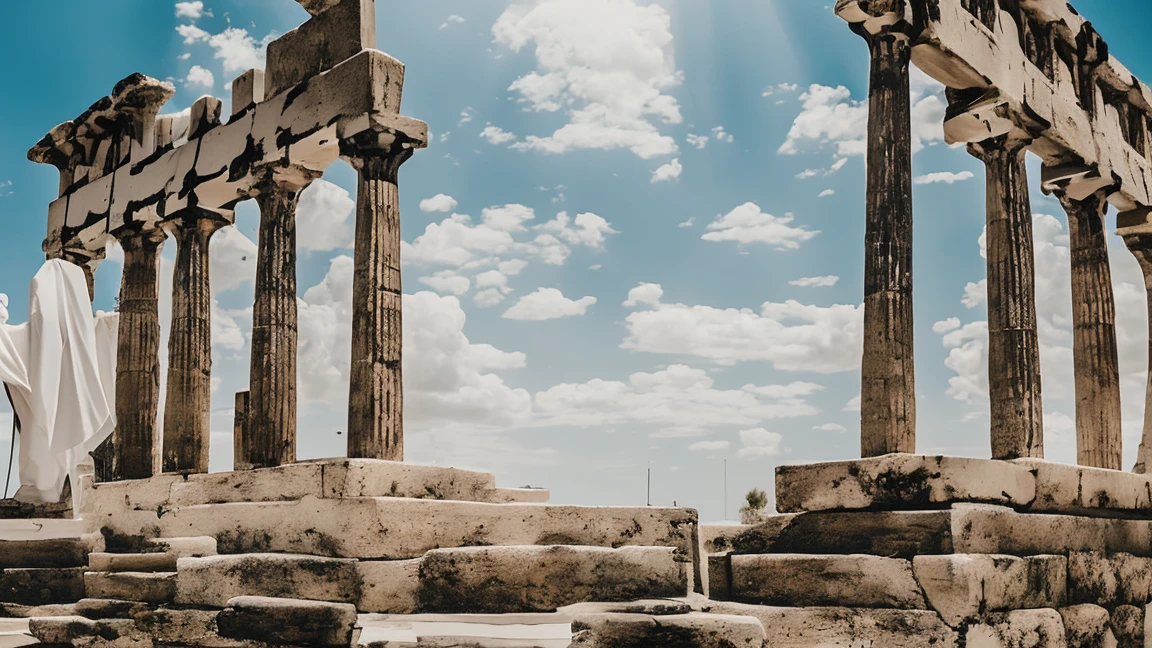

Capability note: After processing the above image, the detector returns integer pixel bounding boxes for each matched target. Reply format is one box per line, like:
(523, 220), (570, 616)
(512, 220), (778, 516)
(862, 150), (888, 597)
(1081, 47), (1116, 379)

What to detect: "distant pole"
(646, 467), (651, 506)
(723, 459), (728, 521)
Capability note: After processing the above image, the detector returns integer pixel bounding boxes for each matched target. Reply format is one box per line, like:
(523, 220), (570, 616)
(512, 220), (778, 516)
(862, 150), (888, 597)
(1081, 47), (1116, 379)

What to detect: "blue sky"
(2, 0), (1152, 520)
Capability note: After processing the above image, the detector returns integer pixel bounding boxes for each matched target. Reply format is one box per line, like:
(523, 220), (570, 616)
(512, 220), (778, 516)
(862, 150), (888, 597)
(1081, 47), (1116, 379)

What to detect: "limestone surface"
(913, 554), (1067, 626)
(568, 612), (765, 648)
(175, 553), (361, 607)
(0, 568), (85, 606)
(215, 596), (358, 648)
(83, 571), (177, 605)
(1059, 605), (1118, 648)
(1066, 552), (1152, 607)
(964, 609), (1069, 648)
(725, 553), (926, 609)
(700, 601), (959, 647)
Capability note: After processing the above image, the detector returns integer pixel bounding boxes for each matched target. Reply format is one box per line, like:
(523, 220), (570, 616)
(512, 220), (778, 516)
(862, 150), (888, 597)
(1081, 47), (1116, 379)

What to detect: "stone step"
(88, 538), (216, 572)
(96, 496), (698, 563)
(84, 459), (548, 517)
(24, 608), (255, 647)
(0, 536), (94, 569)
(731, 503), (1152, 558)
(914, 554), (1067, 626)
(710, 553), (927, 609)
(0, 568), (85, 606)
(145, 535), (218, 556)
(216, 596), (359, 648)
(179, 546), (688, 614)
(568, 612), (766, 648)
(84, 571), (177, 605)
(776, 453), (1152, 519)
(697, 601), (960, 647)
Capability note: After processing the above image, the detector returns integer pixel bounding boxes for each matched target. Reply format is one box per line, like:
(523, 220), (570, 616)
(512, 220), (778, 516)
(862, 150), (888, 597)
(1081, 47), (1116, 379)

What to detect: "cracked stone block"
(726, 554), (926, 609)
(417, 545), (687, 614)
(1060, 605), (1117, 648)
(569, 612), (765, 648)
(0, 537), (92, 569)
(1067, 552), (1152, 607)
(84, 571), (177, 605)
(1018, 460), (1152, 516)
(0, 568), (85, 606)
(776, 455), (1036, 513)
(731, 510), (953, 558)
(265, 0), (378, 97)
(913, 554), (1067, 626)
(700, 602), (959, 647)
(216, 596), (358, 648)
(1111, 605), (1144, 648)
(175, 553), (360, 607)
(357, 559), (420, 614)
(131, 608), (246, 647)
(965, 609), (1069, 648)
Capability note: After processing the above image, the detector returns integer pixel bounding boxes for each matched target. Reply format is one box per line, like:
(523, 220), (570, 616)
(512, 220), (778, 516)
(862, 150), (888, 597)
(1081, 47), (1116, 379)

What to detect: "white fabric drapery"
(1, 260), (117, 505)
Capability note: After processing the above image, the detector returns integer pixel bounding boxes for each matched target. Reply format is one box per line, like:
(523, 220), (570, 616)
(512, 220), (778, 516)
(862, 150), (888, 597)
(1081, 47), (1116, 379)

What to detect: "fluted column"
(243, 167), (318, 469)
(1061, 192), (1122, 470)
(855, 24), (916, 457)
(343, 135), (415, 461)
(973, 135), (1044, 460)
(162, 209), (228, 474)
(106, 227), (167, 482)
(1127, 234), (1152, 473)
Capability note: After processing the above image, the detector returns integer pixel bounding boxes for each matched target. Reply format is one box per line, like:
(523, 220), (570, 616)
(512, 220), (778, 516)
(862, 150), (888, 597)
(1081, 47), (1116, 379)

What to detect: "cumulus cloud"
(209, 28), (274, 75)
(175, 1), (205, 19)
(790, 275), (839, 288)
(183, 65), (215, 90)
(622, 285), (863, 372)
(439, 14), (466, 29)
(209, 227), (257, 294)
(419, 194), (459, 213)
(687, 134), (709, 149)
(818, 189), (835, 198)
(296, 179), (354, 252)
(177, 24), (210, 44)
(503, 288), (596, 320)
(712, 126), (734, 143)
(419, 271), (471, 296)
(701, 203), (819, 250)
(763, 83), (799, 97)
(481, 125), (517, 145)
(915, 171), (975, 185)
(737, 428), (784, 459)
(492, 0), (683, 159)
(651, 158), (683, 183)
(796, 157), (849, 179)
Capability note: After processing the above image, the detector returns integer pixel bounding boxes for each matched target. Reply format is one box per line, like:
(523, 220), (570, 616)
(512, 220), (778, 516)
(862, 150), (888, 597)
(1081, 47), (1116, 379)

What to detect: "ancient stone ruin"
(8, 0), (1152, 646)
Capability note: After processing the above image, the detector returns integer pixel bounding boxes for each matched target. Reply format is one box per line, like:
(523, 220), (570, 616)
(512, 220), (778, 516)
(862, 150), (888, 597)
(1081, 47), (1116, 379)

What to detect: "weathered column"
(1126, 232), (1152, 473)
(972, 134), (1044, 460)
(342, 133), (416, 461)
(1061, 191), (1122, 470)
(108, 226), (167, 482)
(162, 209), (228, 474)
(854, 18), (917, 457)
(243, 167), (318, 469)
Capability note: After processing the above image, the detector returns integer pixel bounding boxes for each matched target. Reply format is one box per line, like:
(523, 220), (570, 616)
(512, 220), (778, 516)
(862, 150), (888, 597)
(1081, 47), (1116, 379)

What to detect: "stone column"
(107, 226), (167, 482)
(242, 167), (318, 469)
(856, 24), (917, 457)
(342, 134), (416, 461)
(1061, 192), (1122, 470)
(972, 135), (1044, 460)
(1127, 234), (1152, 473)
(162, 209), (228, 474)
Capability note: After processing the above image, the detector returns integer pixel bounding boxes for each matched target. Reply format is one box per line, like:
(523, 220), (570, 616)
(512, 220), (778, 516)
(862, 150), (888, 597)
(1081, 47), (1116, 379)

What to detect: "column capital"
(115, 224), (168, 248)
(967, 132), (1034, 161)
(340, 114), (429, 168)
(836, 0), (914, 40)
(1041, 162), (1117, 203)
(251, 164), (322, 197)
(164, 206), (233, 237)
(945, 87), (1046, 151)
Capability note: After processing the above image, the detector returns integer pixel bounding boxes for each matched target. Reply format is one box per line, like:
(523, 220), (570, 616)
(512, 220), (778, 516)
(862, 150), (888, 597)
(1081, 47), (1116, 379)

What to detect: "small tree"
(739, 488), (768, 525)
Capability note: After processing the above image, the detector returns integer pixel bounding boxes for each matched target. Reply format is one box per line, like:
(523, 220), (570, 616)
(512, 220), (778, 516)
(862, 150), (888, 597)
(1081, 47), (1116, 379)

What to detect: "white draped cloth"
(0, 260), (117, 505)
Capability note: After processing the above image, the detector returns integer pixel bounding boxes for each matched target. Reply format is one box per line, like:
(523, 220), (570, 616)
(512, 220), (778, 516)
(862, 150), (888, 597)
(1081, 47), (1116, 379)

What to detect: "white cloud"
(473, 270), (513, 306)
(687, 134), (709, 149)
(208, 28), (274, 75)
(689, 440), (731, 451)
(818, 189), (835, 198)
(458, 108), (474, 126)
(622, 285), (863, 373)
(702, 203), (819, 250)
(535, 211), (617, 249)
(296, 179), (354, 252)
(178, 53), (192, 61)
(419, 271), (471, 296)
(492, 0), (683, 159)
(503, 288), (596, 321)
(737, 428), (784, 459)
(814, 423), (847, 432)
(844, 395), (861, 412)
(790, 275), (839, 288)
(499, 259), (529, 276)
(440, 14), (466, 29)
(623, 283), (664, 308)
(481, 125), (517, 145)
(779, 68), (945, 159)
(763, 83), (799, 96)
(796, 157), (848, 179)
(208, 226), (257, 294)
(175, 1), (204, 19)
(177, 24), (210, 44)
(915, 171), (975, 185)
(474, 289), (507, 308)
(651, 158), (683, 183)
(678, 218), (695, 228)
(712, 126), (734, 143)
(420, 194), (459, 213)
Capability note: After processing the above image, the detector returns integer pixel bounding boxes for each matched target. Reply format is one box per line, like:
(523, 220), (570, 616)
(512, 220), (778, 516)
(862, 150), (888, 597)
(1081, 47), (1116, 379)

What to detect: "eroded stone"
(84, 571), (177, 605)
(731, 510), (952, 558)
(1067, 552), (1152, 607)
(699, 601), (959, 647)
(0, 568), (85, 606)
(357, 559), (420, 614)
(1059, 605), (1117, 648)
(216, 596), (358, 648)
(965, 609), (1069, 648)
(568, 612), (765, 648)
(913, 554), (1067, 626)
(726, 554), (926, 609)
(175, 553), (360, 607)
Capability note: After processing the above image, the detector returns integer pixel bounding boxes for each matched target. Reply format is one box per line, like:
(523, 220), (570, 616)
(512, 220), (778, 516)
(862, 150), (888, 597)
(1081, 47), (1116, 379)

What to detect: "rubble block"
(130, 608), (246, 647)
(102, 497), (697, 561)
(0, 537), (92, 569)
(417, 546), (687, 614)
(699, 601), (959, 647)
(568, 612), (766, 648)
(1066, 552), (1152, 607)
(723, 554), (926, 609)
(913, 554), (1067, 626)
(175, 553), (361, 607)
(84, 571), (177, 605)
(27, 616), (141, 645)
(215, 596), (358, 648)
(730, 510), (952, 558)
(358, 559), (421, 614)
(776, 455), (1036, 513)
(0, 568), (85, 606)
(1111, 605), (1144, 648)
(701, 524), (748, 554)
(1059, 605), (1118, 648)
(965, 609), (1069, 648)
